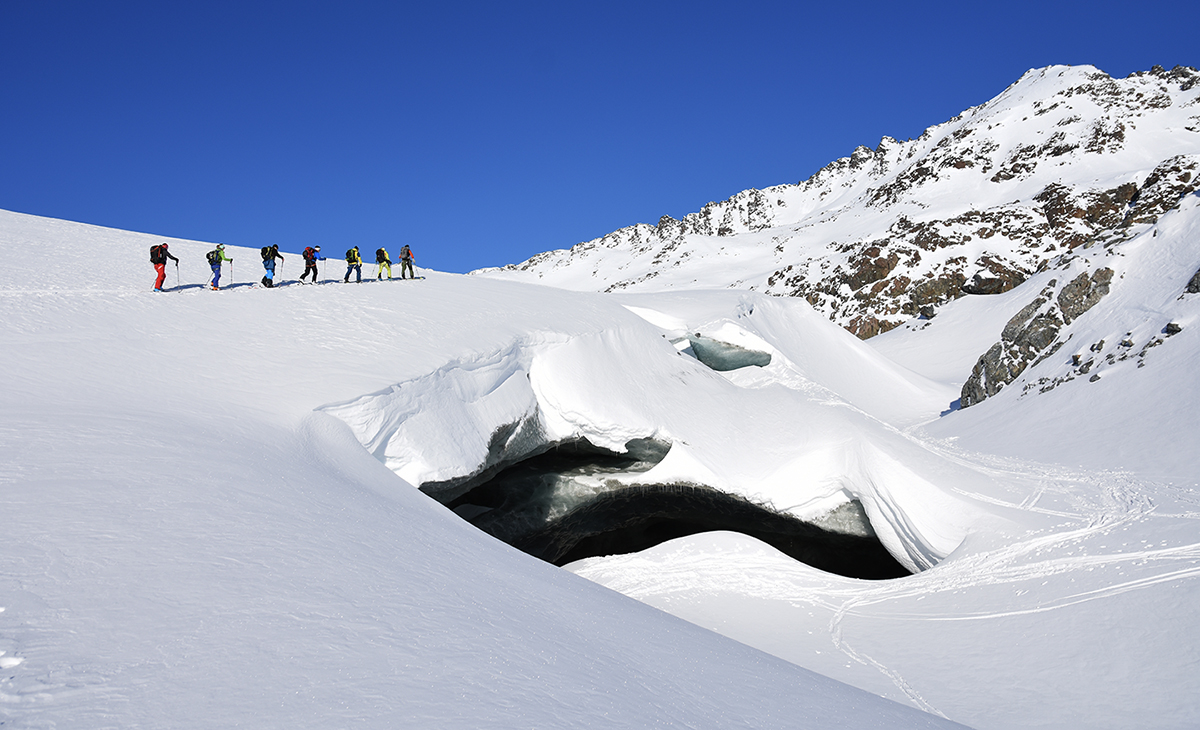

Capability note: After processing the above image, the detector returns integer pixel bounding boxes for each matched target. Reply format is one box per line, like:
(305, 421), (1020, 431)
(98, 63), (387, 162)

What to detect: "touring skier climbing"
(399, 244), (416, 279)
(300, 245), (324, 283)
(375, 247), (392, 280)
(260, 244), (284, 288)
(344, 246), (362, 283)
(150, 242), (179, 292)
(206, 244), (233, 290)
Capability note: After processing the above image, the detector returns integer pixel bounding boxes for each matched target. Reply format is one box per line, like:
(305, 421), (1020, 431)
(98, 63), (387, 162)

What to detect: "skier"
(375, 247), (392, 280)
(260, 244), (284, 288)
(300, 245), (324, 283)
(399, 244), (416, 279)
(344, 246), (362, 283)
(150, 242), (179, 292)
(206, 244), (233, 290)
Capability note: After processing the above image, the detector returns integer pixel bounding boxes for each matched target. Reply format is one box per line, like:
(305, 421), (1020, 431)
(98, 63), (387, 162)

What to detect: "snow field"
(6, 190), (1200, 730)
(570, 198), (1200, 728)
(0, 209), (971, 728)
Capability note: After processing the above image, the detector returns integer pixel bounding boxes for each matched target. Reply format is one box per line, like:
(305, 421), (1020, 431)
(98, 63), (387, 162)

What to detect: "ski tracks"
(823, 439), (1200, 714)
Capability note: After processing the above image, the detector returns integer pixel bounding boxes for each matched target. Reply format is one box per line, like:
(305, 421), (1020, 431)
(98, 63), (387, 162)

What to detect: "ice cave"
(426, 438), (911, 580)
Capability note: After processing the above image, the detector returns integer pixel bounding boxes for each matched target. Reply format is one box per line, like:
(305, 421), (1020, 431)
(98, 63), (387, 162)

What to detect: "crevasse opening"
(676, 334), (773, 371)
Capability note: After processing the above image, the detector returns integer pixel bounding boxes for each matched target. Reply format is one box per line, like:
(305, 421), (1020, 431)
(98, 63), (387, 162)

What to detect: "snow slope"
(570, 196), (1200, 729)
(0, 209), (968, 728)
(5, 194), (1200, 730)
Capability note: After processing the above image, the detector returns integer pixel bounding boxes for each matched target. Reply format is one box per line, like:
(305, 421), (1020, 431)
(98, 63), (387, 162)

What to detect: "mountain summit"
(475, 64), (1200, 339)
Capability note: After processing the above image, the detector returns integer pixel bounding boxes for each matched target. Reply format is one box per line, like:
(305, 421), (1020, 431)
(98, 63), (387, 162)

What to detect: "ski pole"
(175, 261), (180, 287)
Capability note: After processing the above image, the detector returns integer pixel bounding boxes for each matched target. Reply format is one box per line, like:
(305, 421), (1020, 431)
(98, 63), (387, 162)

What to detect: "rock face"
(1187, 267), (1200, 294)
(960, 269), (1114, 408)
(476, 64), (1200, 340)
(1058, 268), (1115, 323)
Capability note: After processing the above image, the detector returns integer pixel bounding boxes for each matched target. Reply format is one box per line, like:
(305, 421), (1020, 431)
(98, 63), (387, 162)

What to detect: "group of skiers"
(148, 242), (417, 291)
(342, 245), (416, 283)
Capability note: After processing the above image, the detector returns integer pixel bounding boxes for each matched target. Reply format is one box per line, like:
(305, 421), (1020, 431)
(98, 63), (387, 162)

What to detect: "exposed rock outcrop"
(1058, 268), (1115, 323)
(1185, 267), (1200, 294)
(961, 269), (1114, 408)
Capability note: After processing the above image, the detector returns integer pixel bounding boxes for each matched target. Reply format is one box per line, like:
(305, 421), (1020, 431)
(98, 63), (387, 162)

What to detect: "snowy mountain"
(5, 63), (1200, 727)
(474, 64), (1200, 343)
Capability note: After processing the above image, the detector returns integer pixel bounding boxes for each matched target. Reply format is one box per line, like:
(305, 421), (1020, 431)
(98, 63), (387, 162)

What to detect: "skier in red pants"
(150, 243), (179, 292)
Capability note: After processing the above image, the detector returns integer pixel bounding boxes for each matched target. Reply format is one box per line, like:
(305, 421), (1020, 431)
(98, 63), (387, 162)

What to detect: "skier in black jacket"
(150, 243), (179, 292)
(399, 244), (416, 279)
(260, 245), (284, 288)
(300, 246), (325, 283)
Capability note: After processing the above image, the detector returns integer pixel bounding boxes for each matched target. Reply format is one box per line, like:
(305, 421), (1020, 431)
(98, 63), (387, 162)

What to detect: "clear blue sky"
(2, 0), (1196, 273)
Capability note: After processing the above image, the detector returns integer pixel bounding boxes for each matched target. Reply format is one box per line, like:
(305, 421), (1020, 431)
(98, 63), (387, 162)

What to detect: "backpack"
(346, 248), (356, 263)
(150, 245), (164, 264)
(375, 248), (387, 263)
(261, 246), (272, 261)
(206, 250), (220, 265)
(303, 246), (315, 261)
(400, 245), (411, 260)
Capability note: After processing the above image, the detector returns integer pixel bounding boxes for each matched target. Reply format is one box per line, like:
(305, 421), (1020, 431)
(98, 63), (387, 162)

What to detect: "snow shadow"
(435, 438), (668, 542)
(430, 439), (911, 580)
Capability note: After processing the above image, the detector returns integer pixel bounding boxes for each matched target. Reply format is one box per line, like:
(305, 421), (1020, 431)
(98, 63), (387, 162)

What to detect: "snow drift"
(0, 208), (973, 729)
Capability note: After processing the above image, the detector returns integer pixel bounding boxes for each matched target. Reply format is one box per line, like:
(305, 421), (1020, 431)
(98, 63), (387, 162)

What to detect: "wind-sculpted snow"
(321, 341), (553, 502)
(322, 289), (985, 576)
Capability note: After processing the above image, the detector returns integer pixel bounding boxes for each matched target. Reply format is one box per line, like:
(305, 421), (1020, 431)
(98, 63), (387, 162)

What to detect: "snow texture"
(0, 210), (968, 729)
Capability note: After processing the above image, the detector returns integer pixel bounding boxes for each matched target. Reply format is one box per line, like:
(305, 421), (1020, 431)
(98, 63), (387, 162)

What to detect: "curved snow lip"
(320, 326), (971, 576)
(318, 339), (557, 502)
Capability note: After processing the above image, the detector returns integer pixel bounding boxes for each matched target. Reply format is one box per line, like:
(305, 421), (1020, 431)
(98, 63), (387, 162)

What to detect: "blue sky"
(2, 0), (1196, 273)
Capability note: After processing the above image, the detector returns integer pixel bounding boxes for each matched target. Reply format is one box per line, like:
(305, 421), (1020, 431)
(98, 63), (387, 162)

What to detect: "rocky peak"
(475, 64), (1200, 340)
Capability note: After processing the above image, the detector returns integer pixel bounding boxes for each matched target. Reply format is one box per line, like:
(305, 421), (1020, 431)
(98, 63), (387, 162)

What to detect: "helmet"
(216, 244), (225, 250)
(161, 243), (169, 249)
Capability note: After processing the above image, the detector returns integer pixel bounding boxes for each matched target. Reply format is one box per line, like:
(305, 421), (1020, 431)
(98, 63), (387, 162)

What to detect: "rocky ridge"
(475, 65), (1200, 343)
(960, 267), (1115, 407)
